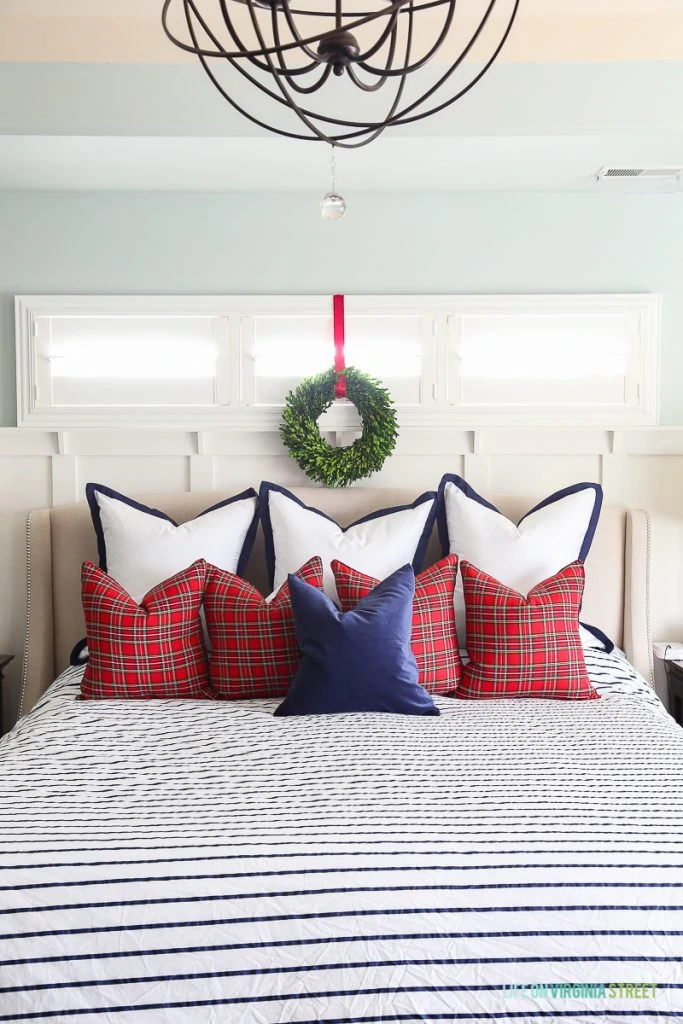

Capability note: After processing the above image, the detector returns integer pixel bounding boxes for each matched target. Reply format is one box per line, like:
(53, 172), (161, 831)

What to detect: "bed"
(1, 489), (682, 1023)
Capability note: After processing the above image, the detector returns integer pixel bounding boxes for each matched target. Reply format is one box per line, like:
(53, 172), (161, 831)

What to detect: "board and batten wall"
(2, 189), (683, 725)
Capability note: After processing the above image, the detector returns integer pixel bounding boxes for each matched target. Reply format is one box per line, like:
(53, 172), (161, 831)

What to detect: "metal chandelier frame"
(161, 0), (520, 149)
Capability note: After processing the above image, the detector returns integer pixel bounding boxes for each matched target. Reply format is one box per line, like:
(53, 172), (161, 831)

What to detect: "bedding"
(259, 481), (437, 600)
(458, 560), (597, 701)
(436, 475), (612, 653)
(332, 555), (462, 696)
(1, 651), (682, 1023)
(80, 559), (212, 701)
(86, 483), (259, 604)
(275, 566), (438, 717)
(204, 556), (324, 700)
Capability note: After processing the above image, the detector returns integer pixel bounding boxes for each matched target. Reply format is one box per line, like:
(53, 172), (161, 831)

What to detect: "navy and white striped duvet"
(1, 651), (682, 1023)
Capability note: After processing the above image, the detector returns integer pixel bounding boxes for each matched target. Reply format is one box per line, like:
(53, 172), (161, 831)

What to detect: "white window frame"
(15, 293), (660, 429)
(441, 293), (660, 426)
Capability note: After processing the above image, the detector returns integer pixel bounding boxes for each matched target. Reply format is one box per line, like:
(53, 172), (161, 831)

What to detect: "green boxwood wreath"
(280, 366), (398, 488)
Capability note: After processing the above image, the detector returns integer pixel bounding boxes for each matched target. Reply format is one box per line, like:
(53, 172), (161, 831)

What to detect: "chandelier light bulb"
(320, 192), (347, 220)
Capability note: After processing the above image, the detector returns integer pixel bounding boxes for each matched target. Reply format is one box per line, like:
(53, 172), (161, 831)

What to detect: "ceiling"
(3, 0), (683, 62)
(0, 1), (682, 194)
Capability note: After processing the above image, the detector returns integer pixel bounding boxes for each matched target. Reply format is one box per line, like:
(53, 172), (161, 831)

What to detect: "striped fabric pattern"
(460, 560), (597, 700)
(80, 559), (211, 700)
(332, 555), (462, 695)
(204, 556), (324, 699)
(0, 652), (681, 1022)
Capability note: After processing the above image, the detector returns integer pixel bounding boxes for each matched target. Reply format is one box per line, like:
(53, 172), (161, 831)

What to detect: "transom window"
(15, 294), (660, 427)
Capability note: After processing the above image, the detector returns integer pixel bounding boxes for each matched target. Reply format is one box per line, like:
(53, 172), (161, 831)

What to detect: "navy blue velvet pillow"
(275, 565), (439, 717)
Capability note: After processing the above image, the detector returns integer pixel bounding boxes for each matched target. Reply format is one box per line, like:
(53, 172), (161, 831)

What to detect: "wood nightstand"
(0, 655), (14, 736)
(664, 660), (683, 727)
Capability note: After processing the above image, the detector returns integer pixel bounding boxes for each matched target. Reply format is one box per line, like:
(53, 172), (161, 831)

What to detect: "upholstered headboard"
(20, 489), (653, 716)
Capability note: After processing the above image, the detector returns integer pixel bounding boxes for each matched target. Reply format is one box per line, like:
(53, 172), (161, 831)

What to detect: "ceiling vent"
(596, 166), (682, 181)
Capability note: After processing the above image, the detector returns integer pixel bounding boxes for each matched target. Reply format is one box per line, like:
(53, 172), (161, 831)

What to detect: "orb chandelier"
(161, 0), (520, 150)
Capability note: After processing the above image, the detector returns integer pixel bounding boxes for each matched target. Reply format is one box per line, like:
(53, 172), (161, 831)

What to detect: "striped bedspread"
(1, 651), (682, 1023)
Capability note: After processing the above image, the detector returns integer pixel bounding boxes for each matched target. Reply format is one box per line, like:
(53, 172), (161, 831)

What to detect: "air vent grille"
(597, 166), (682, 181)
(604, 168), (644, 177)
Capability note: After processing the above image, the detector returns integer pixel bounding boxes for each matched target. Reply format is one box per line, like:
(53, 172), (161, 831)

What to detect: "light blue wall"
(2, 61), (682, 137)
(1, 189), (682, 426)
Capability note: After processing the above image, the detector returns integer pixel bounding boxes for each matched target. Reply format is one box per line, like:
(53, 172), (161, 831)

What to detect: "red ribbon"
(333, 293), (346, 398)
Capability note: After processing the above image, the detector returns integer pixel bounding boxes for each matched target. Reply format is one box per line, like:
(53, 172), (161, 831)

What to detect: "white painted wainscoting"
(3, 424), (683, 727)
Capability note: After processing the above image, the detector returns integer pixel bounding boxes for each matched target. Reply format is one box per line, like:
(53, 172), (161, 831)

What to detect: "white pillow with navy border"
(86, 482), (259, 603)
(437, 474), (613, 653)
(259, 481), (437, 602)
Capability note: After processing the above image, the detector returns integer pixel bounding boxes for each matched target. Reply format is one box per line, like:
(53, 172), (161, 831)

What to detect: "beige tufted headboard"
(20, 489), (653, 716)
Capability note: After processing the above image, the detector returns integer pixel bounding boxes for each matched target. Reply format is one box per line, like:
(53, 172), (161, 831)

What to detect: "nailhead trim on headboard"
(645, 509), (655, 689)
(18, 510), (33, 718)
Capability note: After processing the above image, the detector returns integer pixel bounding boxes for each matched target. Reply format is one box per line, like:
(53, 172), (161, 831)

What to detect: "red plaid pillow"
(459, 560), (598, 700)
(204, 557), (324, 700)
(331, 555), (462, 695)
(80, 559), (211, 700)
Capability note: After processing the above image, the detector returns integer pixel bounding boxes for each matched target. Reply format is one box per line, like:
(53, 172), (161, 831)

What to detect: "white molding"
(189, 455), (214, 491)
(620, 429), (683, 455)
(195, 431), (208, 456)
(462, 452), (488, 492)
(0, 429), (57, 456)
(15, 296), (35, 430)
(638, 292), (661, 425)
(6, 426), (683, 458)
(476, 428), (613, 455)
(14, 295), (332, 317)
(13, 405), (663, 432)
(50, 455), (78, 506)
(17, 293), (655, 317)
(601, 452), (629, 494)
(15, 293), (662, 430)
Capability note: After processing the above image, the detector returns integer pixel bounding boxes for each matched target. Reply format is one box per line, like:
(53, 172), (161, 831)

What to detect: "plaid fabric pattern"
(204, 556), (324, 700)
(80, 559), (211, 700)
(332, 555), (462, 695)
(459, 560), (598, 700)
